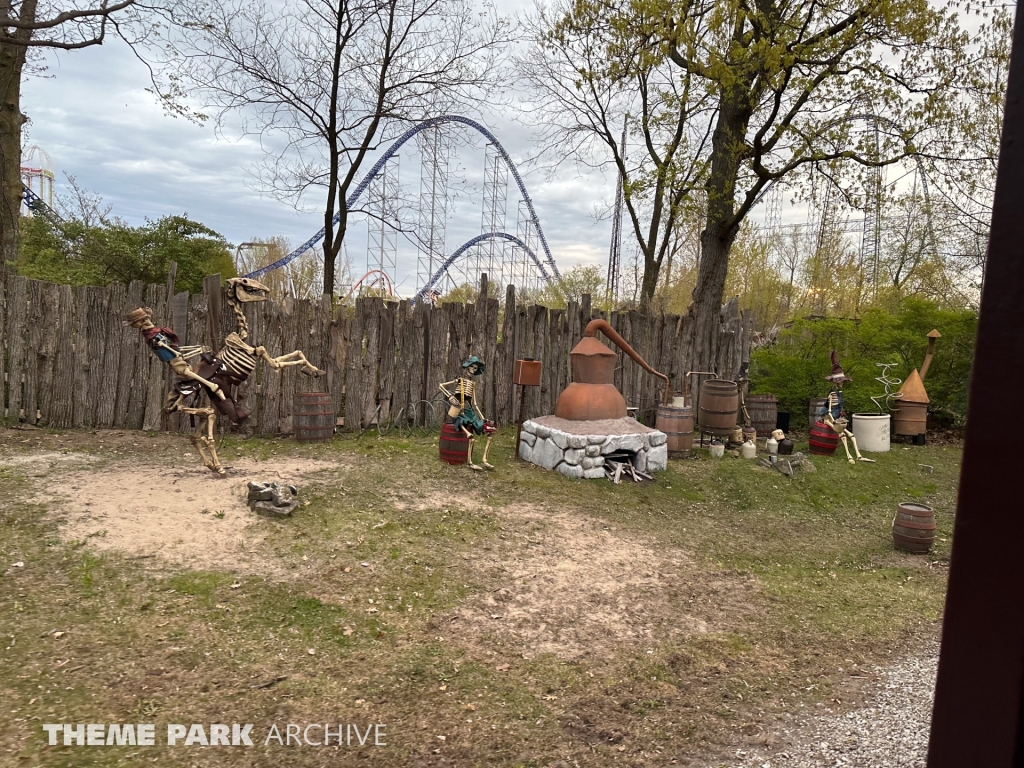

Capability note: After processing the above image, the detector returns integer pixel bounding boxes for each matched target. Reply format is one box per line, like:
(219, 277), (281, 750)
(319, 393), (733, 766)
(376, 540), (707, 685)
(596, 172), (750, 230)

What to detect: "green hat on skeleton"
(462, 355), (485, 374)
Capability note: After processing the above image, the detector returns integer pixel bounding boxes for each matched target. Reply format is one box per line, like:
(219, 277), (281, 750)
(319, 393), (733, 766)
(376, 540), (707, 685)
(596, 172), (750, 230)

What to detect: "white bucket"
(852, 414), (891, 453)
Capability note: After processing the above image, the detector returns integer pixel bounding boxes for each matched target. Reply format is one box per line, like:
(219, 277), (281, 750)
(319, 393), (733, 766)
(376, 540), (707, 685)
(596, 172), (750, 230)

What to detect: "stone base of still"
(518, 415), (668, 479)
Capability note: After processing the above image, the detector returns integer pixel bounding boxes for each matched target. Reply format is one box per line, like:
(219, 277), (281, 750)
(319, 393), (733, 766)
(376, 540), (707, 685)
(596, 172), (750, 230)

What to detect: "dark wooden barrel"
(894, 400), (928, 437)
(808, 421), (839, 456)
(809, 397), (827, 427)
(746, 394), (778, 438)
(439, 423), (470, 465)
(892, 502), (936, 553)
(294, 391), (334, 442)
(698, 380), (739, 438)
(656, 404), (694, 457)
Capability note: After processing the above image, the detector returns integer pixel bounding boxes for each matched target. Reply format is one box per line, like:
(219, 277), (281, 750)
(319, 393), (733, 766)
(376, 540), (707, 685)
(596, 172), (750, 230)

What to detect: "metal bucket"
(656, 403), (694, 457)
(698, 379), (739, 438)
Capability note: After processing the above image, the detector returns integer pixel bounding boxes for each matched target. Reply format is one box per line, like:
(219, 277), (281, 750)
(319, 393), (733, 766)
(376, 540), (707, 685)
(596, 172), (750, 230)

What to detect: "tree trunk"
(0, 26), (30, 264)
(690, 84), (752, 371)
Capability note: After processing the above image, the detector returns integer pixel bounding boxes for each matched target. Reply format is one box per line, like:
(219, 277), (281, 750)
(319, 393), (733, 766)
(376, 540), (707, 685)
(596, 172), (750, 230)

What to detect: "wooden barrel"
(809, 397), (827, 427)
(894, 400), (928, 437)
(698, 379), (739, 438)
(294, 391), (334, 442)
(439, 423), (470, 465)
(656, 404), (694, 457)
(746, 394), (778, 438)
(892, 502), (936, 553)
(808, 421), (839, 456)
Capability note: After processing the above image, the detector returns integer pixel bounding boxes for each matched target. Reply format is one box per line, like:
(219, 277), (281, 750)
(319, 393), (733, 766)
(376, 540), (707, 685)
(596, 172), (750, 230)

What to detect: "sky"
(20, 9), (624, 298)
(19, 0), (864, 299)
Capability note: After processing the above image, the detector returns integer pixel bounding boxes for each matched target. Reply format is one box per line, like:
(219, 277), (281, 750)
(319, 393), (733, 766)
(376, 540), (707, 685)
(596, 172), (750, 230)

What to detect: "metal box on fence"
(513, 358), (542, 387)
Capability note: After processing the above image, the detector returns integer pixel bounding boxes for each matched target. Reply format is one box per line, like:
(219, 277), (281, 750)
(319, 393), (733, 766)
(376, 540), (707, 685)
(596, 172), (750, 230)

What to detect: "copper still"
(895, 329), (941, 438)
(554, 319), (671, 421)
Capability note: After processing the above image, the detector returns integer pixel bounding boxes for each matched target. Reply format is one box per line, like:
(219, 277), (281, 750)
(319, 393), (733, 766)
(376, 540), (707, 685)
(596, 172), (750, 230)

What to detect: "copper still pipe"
(582, 319), (672, 405)
(919, 329), (942, 382)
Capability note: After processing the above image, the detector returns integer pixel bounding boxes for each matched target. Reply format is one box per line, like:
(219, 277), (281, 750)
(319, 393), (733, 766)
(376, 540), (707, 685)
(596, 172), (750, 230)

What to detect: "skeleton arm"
(438, 379), (461, 406)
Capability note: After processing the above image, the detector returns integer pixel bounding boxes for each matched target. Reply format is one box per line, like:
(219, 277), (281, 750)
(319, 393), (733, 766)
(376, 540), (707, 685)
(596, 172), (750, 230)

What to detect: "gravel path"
(722, 649), (938, 768)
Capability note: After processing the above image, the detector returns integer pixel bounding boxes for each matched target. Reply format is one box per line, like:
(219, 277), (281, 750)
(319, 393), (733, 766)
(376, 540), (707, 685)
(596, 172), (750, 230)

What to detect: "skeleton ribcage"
(218, 345), (257, 382)
(454, 380), (476, 399)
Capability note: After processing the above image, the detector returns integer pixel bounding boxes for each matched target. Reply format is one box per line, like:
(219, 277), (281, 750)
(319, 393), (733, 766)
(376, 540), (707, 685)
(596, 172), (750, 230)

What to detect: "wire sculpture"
(871, 362), (905, 414)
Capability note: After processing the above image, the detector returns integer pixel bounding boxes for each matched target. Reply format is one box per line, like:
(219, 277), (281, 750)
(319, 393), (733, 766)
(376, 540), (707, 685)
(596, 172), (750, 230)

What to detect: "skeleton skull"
(227, 277), (271, 303)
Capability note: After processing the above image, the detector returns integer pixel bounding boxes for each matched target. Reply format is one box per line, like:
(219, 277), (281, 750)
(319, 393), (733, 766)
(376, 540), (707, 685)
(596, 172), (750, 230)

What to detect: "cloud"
(23, 33), (615, 296)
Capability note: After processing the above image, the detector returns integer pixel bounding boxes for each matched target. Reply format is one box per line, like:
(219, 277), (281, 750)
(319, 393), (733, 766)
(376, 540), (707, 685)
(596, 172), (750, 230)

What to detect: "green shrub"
(17, 214), (236, 293)
(750, 298), (977, 427)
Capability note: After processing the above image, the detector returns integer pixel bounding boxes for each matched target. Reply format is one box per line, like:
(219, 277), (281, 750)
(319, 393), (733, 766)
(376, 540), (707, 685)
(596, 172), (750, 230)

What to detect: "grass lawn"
(0, 425), (959, 767)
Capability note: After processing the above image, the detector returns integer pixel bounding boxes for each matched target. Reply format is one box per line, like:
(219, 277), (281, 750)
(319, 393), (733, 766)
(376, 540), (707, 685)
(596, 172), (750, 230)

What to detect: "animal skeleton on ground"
(127, 277), (324, 476)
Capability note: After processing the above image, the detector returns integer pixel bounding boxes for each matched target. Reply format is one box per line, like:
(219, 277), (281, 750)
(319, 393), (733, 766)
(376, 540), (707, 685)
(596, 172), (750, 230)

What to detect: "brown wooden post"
(927, 4), (1024, 764)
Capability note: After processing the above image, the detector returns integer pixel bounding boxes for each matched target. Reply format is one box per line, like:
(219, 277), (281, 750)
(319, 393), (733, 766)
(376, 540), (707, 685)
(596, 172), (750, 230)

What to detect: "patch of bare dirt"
(43, 454), (341, 575)
(456, 505), (759, 660)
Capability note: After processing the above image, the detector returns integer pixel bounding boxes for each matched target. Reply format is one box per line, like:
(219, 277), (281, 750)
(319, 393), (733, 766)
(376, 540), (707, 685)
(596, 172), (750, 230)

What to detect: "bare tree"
(235, 237), (323, 299)
(521, 1), (714, 310)
(0, 0), (147, 262)
(161, 0), (507, 295)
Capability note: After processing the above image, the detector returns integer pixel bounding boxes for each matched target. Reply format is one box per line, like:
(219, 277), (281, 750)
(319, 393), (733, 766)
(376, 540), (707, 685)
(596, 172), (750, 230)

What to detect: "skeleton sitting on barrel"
(439, 356), (496, 471)
(818, 350), (874, 464)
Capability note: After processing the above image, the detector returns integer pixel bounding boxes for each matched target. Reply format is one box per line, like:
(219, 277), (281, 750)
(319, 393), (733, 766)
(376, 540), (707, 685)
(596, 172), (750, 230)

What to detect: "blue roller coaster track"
(243, 115), (560, 283)
(22, 185), (63, 228)
(412, 232), (545, 303)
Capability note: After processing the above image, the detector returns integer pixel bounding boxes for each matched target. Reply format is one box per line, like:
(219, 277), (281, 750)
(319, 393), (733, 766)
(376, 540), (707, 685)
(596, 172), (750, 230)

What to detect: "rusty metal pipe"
(583, 319), (672, 405)
(684, 371), (718, 404)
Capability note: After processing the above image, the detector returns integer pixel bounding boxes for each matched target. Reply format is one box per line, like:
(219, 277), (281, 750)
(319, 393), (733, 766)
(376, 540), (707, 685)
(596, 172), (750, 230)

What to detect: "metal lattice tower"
(764, 181), (783, 263)
(860, 123), (884, 294)
(510, 199), (541, 294)
(366, 155), (400, 286)
(607, 118), (628, 303)
(478, 142), (508, 287)
(416, 125), (452, 292)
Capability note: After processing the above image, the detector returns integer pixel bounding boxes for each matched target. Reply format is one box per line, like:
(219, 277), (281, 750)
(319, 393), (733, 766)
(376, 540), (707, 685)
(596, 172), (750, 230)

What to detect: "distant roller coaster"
(412, 232), (546, 303)
(243, 115), (560, 289)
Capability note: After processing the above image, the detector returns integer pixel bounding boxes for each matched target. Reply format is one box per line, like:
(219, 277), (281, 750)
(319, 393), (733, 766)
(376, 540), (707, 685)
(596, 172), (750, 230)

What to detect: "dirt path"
(2, 443), (341, 575)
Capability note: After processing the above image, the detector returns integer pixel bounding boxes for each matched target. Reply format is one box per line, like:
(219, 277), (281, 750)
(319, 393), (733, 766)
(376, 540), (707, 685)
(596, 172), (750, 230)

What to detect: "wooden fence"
(0, 270), (754, 434)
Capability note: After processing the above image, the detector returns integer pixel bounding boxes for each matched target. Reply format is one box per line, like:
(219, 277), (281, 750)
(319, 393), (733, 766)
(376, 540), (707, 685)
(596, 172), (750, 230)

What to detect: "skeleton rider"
(439, 356), (496, 471)
(818, 350), (874, 464)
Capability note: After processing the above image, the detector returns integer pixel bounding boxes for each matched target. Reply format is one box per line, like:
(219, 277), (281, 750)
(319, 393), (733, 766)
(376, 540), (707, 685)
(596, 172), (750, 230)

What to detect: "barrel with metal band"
(697, 379), (739, 438)
(656, 397), (694, 457)
(892, 502), (936, 553)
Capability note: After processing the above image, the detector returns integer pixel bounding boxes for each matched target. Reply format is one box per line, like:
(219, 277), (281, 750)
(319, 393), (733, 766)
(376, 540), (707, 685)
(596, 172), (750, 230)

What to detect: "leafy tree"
(537, 263), (607, 308)
(17, 214), (236, 293)
(534, 0), (969, 372)
(0, 0), (161, 264)
(750, 298), (977, 426)
(522, 2), (713, 310)
(438, 282), (479, 304)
